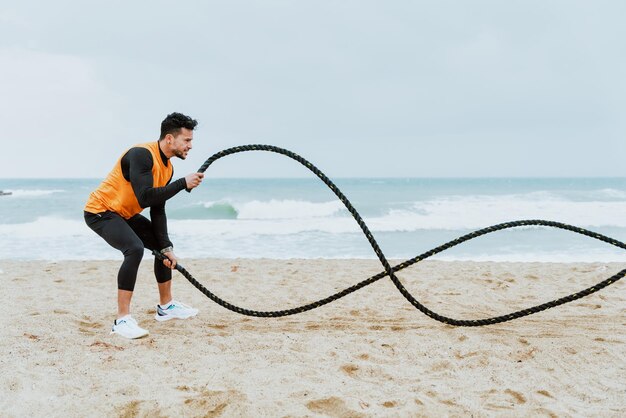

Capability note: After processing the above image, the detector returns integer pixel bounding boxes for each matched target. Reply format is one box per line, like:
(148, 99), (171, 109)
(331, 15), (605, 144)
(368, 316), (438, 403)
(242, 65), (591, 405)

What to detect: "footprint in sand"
(176, 386), (245, 417)
(115, 400), (164, 418)
(504, 389), (526, 404)
(76, 317), (103, 336)
(116, 400), (141, 418)
(536, 390), (554, 399)
(306, 396), (365, 418)
(482, 388), (527, 411)
(340, 364), (359, 377)
(89, 341), (124, 352)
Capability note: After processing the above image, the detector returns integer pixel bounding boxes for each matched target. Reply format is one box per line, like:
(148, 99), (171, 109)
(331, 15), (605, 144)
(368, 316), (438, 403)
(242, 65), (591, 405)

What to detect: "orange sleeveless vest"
(84, 142), (173, 219)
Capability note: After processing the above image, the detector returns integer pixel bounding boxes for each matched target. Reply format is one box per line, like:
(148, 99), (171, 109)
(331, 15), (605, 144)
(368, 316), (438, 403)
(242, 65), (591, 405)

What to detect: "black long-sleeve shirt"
(120, 144), (186, 250)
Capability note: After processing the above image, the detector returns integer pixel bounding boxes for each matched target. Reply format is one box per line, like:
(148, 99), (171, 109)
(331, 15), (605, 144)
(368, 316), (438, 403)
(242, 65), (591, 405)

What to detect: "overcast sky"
(1, 1), (625, 178)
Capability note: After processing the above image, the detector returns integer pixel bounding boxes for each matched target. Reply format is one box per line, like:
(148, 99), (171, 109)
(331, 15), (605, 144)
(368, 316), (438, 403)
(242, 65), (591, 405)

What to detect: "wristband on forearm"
(160, 246), (173, 254)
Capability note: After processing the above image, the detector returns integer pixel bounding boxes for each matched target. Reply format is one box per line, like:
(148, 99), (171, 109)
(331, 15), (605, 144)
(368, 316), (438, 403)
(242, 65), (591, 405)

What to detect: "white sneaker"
(111, 315), (149, 339)
(155, 300), (199, 322)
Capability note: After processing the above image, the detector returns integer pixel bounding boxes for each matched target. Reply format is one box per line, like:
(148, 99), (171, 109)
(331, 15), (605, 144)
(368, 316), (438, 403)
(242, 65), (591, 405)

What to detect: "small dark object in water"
(0, 190), (11, 196)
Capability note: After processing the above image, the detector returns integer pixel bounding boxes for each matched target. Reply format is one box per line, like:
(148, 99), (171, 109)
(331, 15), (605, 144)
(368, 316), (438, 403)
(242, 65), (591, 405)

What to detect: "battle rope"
(155, 145), (626, 326)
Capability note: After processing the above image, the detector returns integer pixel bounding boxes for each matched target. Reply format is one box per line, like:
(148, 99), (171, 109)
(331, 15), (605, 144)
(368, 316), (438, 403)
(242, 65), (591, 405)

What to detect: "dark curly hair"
(159, 112), (198, 140)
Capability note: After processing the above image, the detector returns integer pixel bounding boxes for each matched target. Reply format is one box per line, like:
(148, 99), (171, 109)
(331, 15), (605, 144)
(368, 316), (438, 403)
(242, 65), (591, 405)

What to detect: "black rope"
(155, 145), (626, 326)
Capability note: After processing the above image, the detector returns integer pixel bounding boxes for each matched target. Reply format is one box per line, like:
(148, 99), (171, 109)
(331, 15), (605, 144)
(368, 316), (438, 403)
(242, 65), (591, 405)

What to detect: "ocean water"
(1, 177), (626, 262)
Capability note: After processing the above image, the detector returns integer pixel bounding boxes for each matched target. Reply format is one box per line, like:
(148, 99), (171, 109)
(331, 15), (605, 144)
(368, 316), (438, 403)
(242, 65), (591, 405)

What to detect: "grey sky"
(1, 1), (625, 178)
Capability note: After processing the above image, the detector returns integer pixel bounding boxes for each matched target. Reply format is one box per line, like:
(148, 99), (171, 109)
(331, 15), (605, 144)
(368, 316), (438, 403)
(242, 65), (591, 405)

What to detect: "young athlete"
(84, 112), (204, 339)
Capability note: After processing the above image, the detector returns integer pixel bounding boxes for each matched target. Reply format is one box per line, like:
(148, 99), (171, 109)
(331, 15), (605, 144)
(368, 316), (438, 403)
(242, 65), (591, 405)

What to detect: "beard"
(173, 149), (187, 160)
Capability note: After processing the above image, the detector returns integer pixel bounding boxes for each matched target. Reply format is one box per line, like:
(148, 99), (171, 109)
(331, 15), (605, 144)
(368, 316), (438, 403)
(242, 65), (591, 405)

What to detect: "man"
(84, 112), (204, 339)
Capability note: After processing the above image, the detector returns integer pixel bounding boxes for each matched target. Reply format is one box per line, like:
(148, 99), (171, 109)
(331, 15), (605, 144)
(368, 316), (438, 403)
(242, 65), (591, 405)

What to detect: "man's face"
(168, 128), (194, 160)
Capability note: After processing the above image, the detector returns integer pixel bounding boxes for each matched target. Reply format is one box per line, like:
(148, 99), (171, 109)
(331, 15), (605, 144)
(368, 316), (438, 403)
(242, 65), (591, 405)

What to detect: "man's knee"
(123, 241), (145, 259)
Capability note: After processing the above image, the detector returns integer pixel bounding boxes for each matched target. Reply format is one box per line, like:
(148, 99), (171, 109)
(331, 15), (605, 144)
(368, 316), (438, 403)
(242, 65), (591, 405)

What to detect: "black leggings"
(84, 211), (172, 291)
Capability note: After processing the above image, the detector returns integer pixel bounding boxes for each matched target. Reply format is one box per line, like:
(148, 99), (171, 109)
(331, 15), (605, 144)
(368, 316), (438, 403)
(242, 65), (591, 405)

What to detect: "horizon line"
(2, 175), (626, 181)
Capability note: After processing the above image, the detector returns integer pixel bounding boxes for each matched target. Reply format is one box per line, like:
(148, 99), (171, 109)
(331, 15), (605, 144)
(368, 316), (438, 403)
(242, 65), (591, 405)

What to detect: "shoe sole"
(154, 312), (198, 322)
(110, 330), (149, 339)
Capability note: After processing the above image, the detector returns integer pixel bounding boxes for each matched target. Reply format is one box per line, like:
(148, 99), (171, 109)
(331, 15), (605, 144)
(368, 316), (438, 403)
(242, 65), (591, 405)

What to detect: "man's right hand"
(185, 172), (204, 189)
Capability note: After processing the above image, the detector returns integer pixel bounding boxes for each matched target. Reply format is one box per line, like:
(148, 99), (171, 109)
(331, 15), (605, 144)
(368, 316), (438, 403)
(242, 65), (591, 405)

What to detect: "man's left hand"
(162, 251), (177, 270)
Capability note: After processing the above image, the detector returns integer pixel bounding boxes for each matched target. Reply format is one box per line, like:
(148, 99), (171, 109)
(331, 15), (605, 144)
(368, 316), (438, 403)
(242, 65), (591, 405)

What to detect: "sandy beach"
(1, 258), (625, 417)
